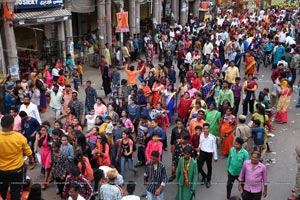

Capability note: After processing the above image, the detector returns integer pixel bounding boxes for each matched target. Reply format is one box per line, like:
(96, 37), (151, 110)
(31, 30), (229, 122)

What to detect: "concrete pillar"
(129, 0), (136, 35)
(180, 0), (188, 25)
(97, 0), (106, 55)
(193, 0), (200, 19)
(64, 0), (74, 59)
(135, 1), (140, 34)
(171, 0), (179, 23)
(157, 0), (162, 24)
(57, 21), (66, 65)
(0, 33), (6, 75)
(153, 0), (159, 24)
(1, 1), (17, 75)
(106, 0), (112, 48)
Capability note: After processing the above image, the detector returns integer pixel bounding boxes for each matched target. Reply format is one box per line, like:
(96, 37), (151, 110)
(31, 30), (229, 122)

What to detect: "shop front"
(13, 0), (71, 70)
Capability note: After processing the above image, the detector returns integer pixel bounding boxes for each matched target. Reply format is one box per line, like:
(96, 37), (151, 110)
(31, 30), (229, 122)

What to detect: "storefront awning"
(14, 8), (71, 26)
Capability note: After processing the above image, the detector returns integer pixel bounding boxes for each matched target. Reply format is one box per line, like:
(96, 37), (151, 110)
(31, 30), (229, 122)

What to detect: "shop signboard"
(15, 0), (64, 9)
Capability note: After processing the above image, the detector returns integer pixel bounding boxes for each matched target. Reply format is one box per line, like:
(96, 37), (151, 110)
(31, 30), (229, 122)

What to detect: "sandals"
(28, 164), (35, 170)
(41, 183), (47, 190)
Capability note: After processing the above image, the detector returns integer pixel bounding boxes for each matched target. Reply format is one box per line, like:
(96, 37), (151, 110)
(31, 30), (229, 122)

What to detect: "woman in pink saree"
(275, 83), (293, 123)
(43, 65), (52, 88)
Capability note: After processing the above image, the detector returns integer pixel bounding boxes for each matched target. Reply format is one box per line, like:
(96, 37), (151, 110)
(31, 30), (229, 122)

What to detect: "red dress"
(177, 98), (192, 120)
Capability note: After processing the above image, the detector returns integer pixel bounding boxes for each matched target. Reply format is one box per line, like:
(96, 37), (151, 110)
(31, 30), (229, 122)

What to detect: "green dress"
(205, 109), (221, 136)
(175, 157), (198, 200)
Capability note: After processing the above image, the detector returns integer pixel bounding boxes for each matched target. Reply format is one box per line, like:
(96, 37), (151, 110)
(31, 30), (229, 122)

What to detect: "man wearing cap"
(99, 168), (122, 200)
(0, 115), (34, 200)
(234, 115), (253, 153)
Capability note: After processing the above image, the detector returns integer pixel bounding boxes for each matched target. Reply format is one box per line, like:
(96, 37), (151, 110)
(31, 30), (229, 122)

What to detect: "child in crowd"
(87, 127), (99, 151)
(77, 61), (83, 85)
(251, 119), (266, 161)
(145, 132), (163, 164)
(60, 134), (74, 164)
(72, 67), (80, 91)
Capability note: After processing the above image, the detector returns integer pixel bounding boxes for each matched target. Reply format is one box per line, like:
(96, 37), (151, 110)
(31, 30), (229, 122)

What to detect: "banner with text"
(15, 0), (64, 9)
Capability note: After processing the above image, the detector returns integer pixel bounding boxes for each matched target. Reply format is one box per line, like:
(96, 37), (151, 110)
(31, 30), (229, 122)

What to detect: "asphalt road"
(27, 56), (300, 200)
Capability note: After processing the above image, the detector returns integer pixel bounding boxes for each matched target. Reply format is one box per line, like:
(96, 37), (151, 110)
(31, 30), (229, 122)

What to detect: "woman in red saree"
(152, 79), (164, 108)
(244, 52), (256, 77)
(219, 107), (236, 157)
(177, 92), (192, 125)
(275, 83), (292, 123)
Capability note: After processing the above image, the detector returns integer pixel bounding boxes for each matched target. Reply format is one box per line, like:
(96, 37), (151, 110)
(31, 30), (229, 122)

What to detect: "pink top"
(238, 160), (268, 193)
(13, 115), (22, 131)
(123, 118), (134, 132)
(145, 140), (163, 163)
(94, 104), (107, 116)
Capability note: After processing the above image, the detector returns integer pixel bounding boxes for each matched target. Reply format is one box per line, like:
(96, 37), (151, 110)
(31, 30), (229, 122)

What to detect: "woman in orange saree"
(152, 79), (165, 109)
(219, 107), (236, 156)
(275, 83), (292, 123)
(244, 52), (256, 77)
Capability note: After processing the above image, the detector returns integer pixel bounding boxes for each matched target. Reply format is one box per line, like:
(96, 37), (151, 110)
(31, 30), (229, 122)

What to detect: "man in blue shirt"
(147, 119), (165, 141)
(19, 111), (40, 169)
(251, 119), (266, 160)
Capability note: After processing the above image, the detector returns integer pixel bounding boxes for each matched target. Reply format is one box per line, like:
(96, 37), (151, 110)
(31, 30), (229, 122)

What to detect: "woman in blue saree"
(4, 75), (16, 113)
(163, 83), (176, 122)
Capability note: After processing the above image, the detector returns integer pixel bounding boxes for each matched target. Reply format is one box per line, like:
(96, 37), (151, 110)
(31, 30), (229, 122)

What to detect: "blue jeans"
(120, 155), (133, 176)
(146, 190), (164, 200)
(297, 89), (300, 106)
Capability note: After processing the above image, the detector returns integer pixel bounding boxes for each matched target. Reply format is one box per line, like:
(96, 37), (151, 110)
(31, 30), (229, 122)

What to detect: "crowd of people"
(1, 5), (300, 200)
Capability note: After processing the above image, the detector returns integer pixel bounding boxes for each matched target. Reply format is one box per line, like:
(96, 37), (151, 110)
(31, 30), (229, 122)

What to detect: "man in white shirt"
(19, 96), (41, 124)
(51, 66), (59, 81)
(184, 50), (192, 69)
(121, 181), (140, 200)
(203, 40), (213, 56)
(48, 84), (63, 119)
(99, 166), (124, 186)
(286, 34), (296, 46)
(198, 123), (218, 188)
(68, 183), (85, 200)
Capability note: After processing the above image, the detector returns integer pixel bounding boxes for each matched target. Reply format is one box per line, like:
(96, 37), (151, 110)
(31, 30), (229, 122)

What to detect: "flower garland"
(183, 157), (192, 187)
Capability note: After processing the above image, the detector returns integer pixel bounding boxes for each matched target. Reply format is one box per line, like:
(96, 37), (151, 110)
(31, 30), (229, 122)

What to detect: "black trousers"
(198, 150), (213, 181)
(242, 99), (254, 116)
(0, 165), (25, 200)
(55, 177), (65, 198)
(234, 97), (241, 115)
(137, 146), (146, 165)
(226, 171), (239, 199)
(242, 190), (262, 200)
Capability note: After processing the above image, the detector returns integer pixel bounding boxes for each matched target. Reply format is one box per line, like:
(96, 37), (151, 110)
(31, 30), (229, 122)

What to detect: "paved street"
(27, 55), (300, 200)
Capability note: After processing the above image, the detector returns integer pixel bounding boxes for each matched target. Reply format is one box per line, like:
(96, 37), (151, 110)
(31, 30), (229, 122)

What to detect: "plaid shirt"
(63, 174), (93, 200)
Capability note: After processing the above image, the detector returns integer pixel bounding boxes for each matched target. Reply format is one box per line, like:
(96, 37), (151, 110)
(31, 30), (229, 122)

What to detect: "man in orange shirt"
(188, 110), (206, 135)
(125, 64), (145, 91)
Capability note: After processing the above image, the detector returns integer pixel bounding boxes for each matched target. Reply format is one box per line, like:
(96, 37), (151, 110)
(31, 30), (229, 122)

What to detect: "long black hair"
(75, 150), (86, 175)
(98, 134), (108, 153)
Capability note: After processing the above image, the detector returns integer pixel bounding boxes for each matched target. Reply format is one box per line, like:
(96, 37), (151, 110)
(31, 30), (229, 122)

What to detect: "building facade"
(0, 0), (205, 77)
